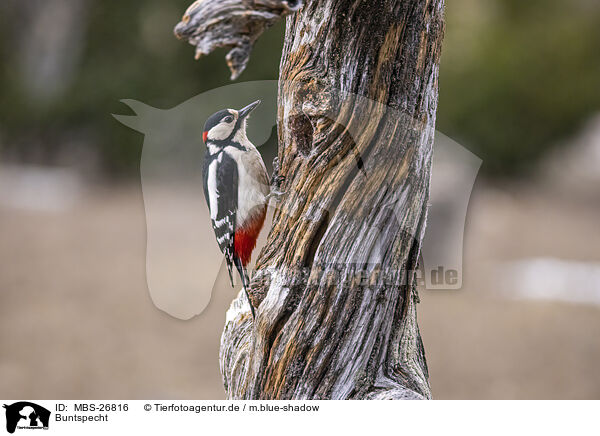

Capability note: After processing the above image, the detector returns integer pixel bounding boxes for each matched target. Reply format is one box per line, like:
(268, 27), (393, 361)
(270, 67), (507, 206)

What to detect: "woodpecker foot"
(268, 157), (286, 203)
(270, 157), (282, 184)
(266, 188), (286, 204)
(272, 174), (285, 189)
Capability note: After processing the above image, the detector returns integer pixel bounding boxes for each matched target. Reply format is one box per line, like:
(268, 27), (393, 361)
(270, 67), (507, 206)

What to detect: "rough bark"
(174, 0), (303, 79)
(175, 0), (445, 399)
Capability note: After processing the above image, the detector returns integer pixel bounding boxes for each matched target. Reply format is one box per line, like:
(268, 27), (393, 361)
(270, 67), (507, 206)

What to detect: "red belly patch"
(234, 210), (266, 266)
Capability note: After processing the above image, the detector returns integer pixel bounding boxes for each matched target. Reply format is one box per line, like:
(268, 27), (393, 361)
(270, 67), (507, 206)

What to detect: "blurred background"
(1, 0), (599, 399)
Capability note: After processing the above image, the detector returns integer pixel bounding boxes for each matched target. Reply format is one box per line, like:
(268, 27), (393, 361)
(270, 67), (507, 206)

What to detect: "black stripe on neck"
(206, 139), (246, 150)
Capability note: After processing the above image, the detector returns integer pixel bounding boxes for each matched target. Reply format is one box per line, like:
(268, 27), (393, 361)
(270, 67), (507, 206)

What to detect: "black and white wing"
(203, 152), (238, 286)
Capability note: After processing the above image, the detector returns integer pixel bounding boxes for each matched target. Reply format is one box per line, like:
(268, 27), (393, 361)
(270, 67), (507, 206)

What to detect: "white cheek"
(209, 123), (234, 140)
(233, 125), (249, 144)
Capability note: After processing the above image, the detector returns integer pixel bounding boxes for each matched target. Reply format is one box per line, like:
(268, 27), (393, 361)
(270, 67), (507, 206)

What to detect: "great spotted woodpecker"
(202, 100), (269, 318)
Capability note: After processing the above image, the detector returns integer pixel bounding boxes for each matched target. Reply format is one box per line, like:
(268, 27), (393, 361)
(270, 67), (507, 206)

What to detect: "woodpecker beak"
(238, 100), (261, 120)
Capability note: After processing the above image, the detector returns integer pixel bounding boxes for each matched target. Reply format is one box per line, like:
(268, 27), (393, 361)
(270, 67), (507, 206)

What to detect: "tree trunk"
(175, 0), (445, 399)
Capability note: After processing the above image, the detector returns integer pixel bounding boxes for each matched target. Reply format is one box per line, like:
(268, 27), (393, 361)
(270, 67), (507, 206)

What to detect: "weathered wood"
(174, 0), (303, 79)
(176, 0), (445, 399)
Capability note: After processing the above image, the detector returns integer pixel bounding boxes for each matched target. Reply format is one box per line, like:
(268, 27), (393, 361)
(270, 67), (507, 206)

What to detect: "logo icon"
(3, 402), (50, 434)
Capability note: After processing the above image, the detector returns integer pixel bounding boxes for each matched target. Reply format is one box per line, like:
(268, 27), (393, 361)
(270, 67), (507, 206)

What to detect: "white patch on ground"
(495, 257), (600, 306)
(0, 164), (83, 212)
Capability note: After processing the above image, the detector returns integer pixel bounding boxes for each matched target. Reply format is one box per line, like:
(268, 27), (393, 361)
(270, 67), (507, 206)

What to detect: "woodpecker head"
(202, 100), (260, 144)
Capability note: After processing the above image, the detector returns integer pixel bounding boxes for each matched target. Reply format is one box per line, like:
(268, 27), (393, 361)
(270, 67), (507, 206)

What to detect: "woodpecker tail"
(224, 247), (236, 287)
(233, 255), (256, 319)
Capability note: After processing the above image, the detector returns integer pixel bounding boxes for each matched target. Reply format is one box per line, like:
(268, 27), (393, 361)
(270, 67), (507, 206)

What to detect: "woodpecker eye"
(223, 115), (234, 123)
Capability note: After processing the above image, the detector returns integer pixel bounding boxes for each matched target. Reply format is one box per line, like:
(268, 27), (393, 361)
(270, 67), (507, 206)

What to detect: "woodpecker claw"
(269, 156), (286, 199)
(266, 188), (287, 204)
(268, 170), (286, 204)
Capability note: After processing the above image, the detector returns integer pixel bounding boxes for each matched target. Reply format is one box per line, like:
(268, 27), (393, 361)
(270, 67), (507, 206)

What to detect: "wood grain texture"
(176, 0), (445, 399)
(174, 0), (303, 79)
